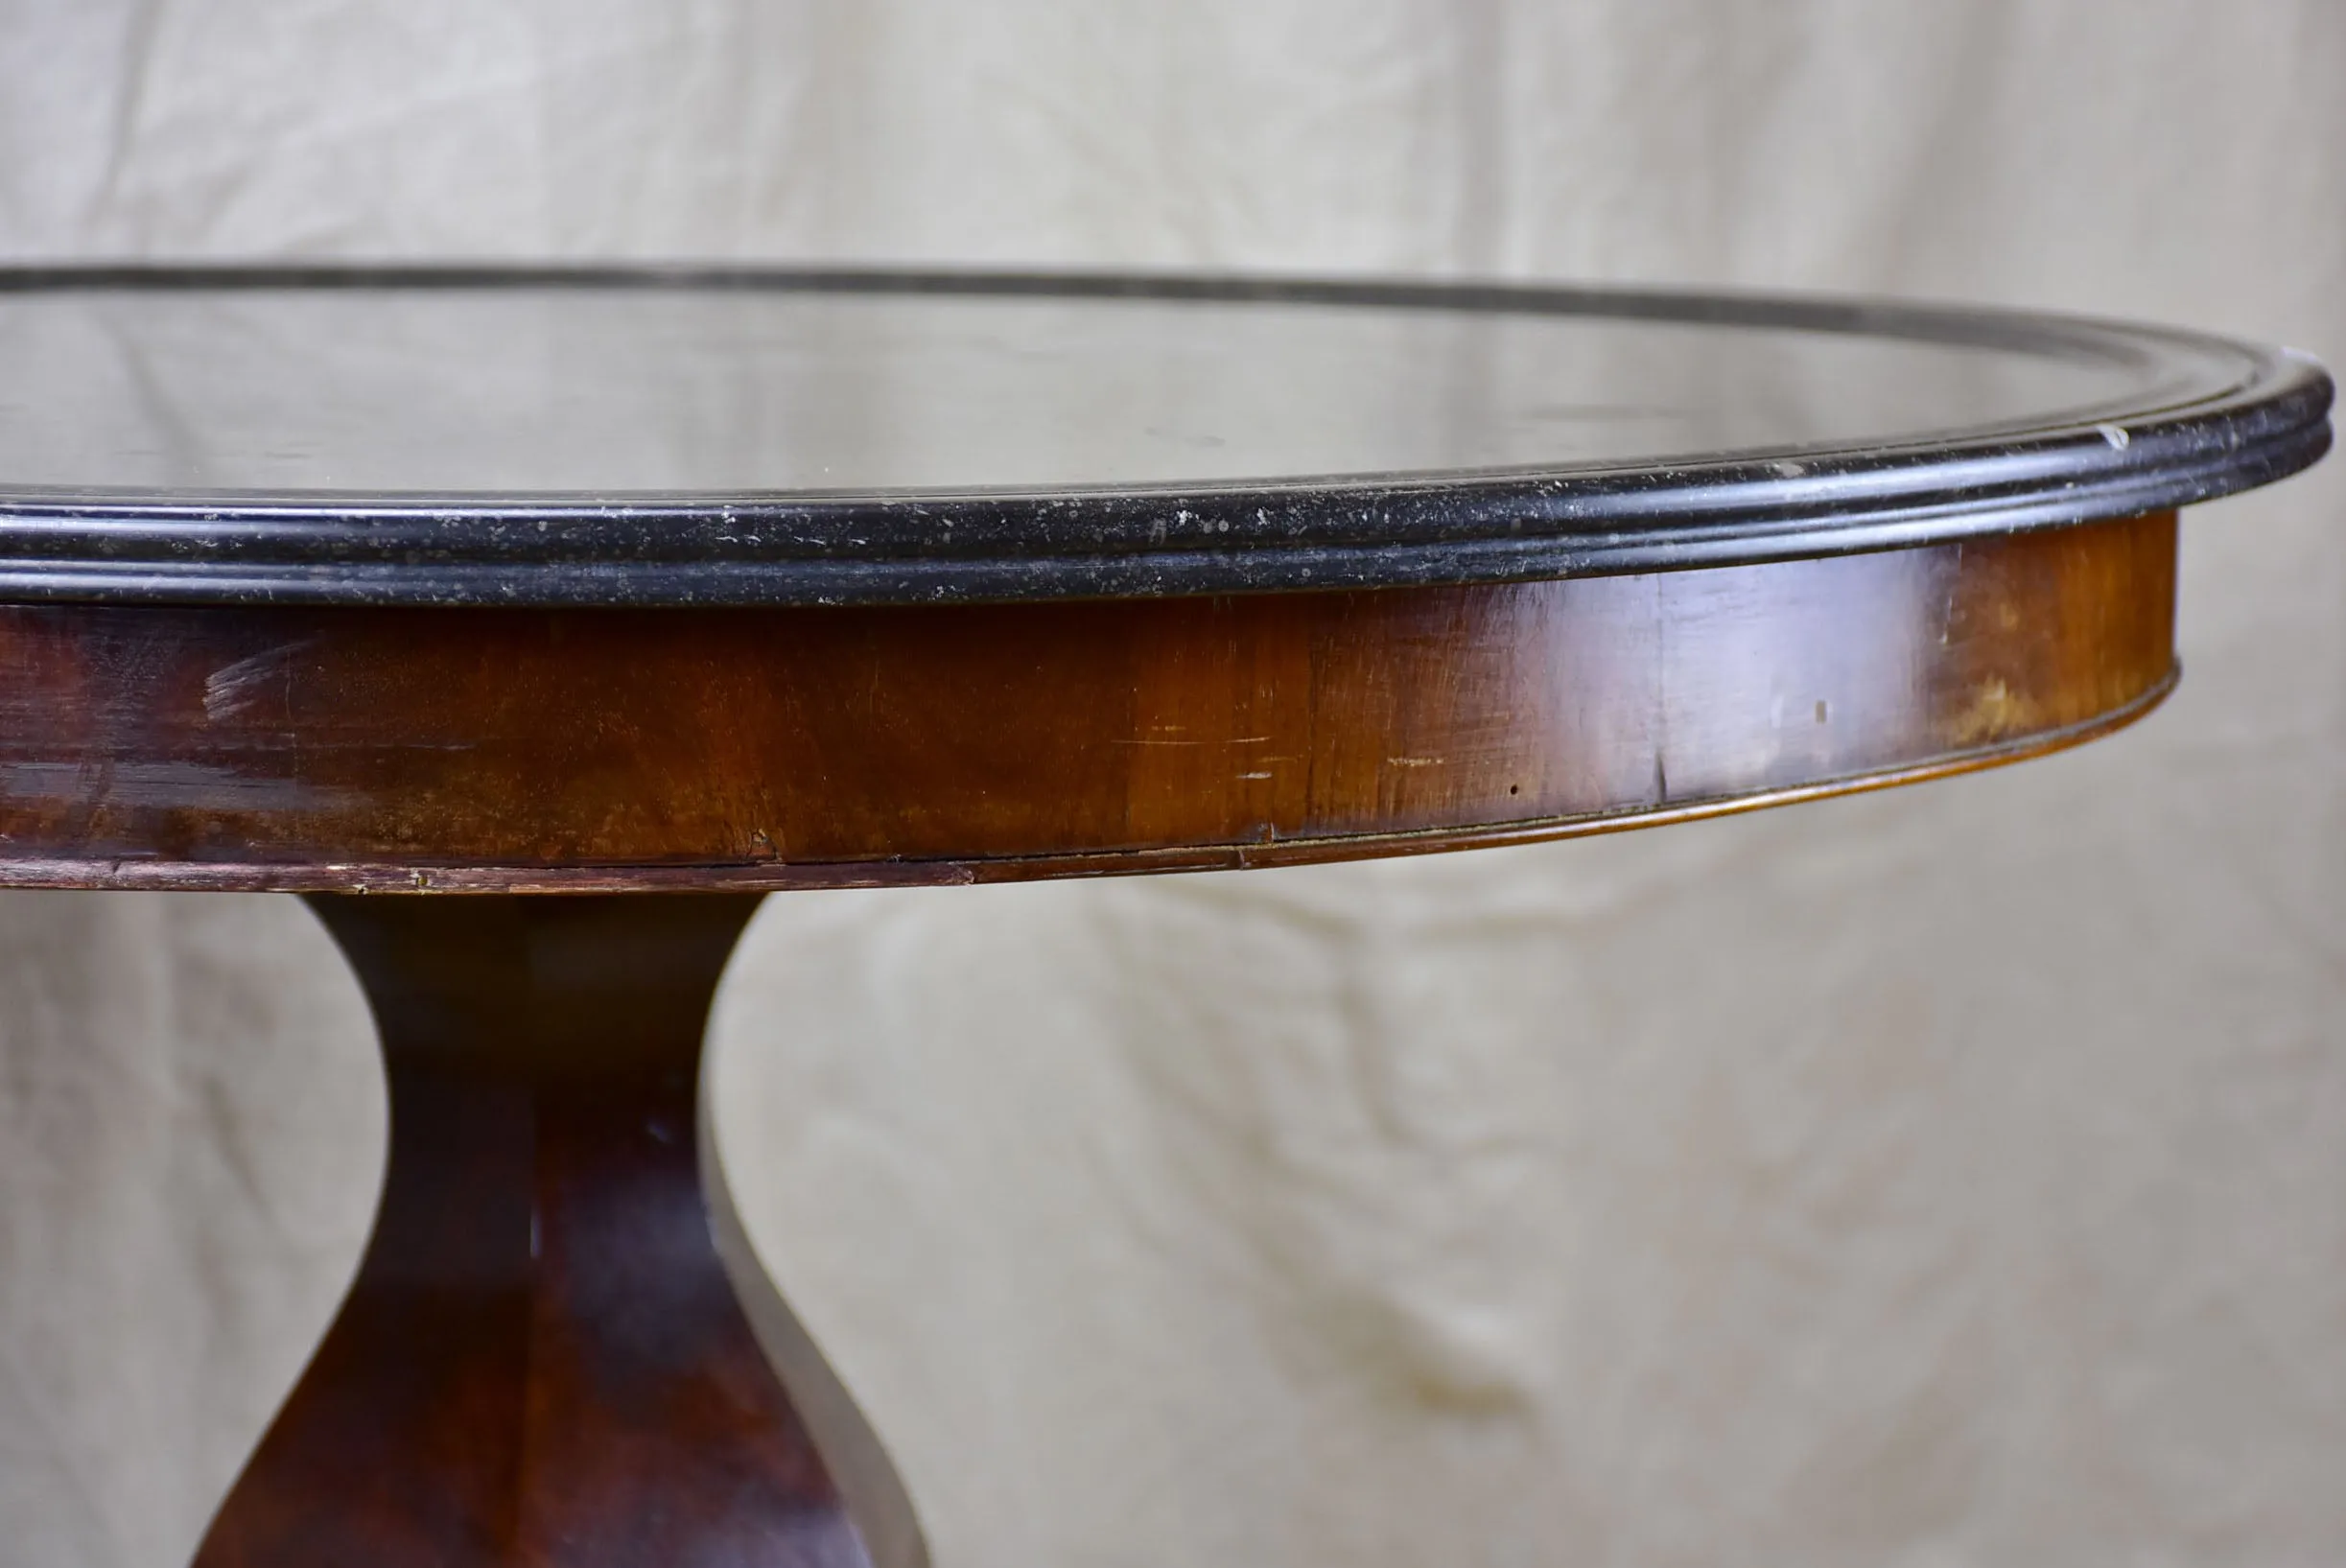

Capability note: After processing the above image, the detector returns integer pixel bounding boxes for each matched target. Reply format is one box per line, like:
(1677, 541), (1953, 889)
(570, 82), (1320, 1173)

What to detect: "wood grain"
(0, 515), (2178, 891)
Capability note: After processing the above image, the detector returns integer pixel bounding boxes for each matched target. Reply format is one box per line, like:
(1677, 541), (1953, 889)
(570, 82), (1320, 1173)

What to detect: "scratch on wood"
(203, 641), (317, 721)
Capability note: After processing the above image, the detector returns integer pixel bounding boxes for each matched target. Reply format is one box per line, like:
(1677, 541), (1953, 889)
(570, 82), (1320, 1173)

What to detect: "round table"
(0, 267), (2328, 1567)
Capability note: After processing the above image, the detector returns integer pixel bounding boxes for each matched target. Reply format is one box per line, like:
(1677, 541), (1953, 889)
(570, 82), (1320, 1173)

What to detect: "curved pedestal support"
(194, 894), (925, 1568)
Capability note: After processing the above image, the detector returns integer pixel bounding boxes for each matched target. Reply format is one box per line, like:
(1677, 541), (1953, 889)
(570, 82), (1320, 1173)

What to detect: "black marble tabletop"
(0, 267), (2328, 606)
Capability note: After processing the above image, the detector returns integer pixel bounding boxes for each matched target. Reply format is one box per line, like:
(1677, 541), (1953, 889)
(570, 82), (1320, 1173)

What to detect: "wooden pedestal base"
(192, 894), (923, 1568)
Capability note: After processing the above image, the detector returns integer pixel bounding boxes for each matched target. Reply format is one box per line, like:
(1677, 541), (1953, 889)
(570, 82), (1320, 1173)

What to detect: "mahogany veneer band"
(0, 513), (2177, 891)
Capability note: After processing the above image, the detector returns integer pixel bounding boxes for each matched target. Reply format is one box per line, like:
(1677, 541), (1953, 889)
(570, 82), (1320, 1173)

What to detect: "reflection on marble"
(0, 287), (2214, 497)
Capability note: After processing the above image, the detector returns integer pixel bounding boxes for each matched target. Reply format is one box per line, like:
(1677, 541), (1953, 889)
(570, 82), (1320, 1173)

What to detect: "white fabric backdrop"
(1, 3), (2341, 1564)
